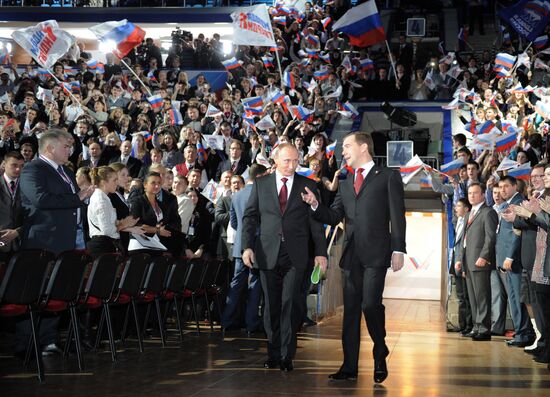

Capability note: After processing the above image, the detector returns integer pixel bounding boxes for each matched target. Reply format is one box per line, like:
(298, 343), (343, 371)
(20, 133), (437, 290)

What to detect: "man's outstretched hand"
(301, 186), (319, 209)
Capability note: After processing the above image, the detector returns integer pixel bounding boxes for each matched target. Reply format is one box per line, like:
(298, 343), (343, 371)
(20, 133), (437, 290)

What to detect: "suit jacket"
(230, 184), (252, 258)
(313, 165), (406, 270)
(450, 217), (466, 276)
(513, 207), (543, 273)
(242, 173), (326, 270)
(496, 194), (523, 272)
(20, 158), (84, 254)
(215, 158), (249, 181)
(456, 204), (498, 272)
(109, 155), (143, 179)
(213, 194), (232, 257)
(0, 176), (23, 253)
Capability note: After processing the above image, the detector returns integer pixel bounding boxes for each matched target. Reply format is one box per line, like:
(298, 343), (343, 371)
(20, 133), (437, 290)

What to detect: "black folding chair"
(0, 250), (56, 382)
(182, 259), (207, 335)
(162, 257), (190, 343)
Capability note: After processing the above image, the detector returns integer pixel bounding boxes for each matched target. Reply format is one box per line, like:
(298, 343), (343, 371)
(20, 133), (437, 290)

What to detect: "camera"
(171, 28), (193, 46)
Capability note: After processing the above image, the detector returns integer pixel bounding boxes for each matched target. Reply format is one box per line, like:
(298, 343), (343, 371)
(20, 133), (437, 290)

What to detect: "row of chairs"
(0, 250), (227, 382)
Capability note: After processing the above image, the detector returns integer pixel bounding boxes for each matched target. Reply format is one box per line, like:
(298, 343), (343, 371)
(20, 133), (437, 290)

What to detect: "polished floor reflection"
(1, 299), (549, 397)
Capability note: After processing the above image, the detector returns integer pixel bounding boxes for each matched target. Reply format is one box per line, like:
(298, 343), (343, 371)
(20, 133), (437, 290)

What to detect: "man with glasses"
(502, 164), (546, 357)
(216, 139), (249, 181)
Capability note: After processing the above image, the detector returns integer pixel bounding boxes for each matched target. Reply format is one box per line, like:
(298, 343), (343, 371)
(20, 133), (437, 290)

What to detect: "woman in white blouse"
(87, 166), (139, 255)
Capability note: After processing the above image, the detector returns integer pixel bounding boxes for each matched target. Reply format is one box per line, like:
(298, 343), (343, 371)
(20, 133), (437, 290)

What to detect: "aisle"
(1, 300), (549, 397)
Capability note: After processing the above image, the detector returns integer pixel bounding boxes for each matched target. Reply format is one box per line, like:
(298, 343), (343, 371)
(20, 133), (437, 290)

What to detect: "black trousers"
(454, 274), (473, 331)
(536, 286), (550, 360)
(259, 242), (304, 361)
(341, 252), (389, 374)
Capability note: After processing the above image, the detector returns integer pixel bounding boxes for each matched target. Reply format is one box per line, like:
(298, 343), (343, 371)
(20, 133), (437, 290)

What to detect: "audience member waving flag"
(12, 20), (75, 69)
(332, 0), (385, 47)
(89, 20), (145, 59)
(507, 162), (531, 180)
(231, 5), (277, 47)
(400, 155), (424, 184)
(440, 158), (465, 177)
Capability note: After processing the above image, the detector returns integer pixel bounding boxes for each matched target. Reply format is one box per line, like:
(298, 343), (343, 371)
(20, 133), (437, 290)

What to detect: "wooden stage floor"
(1, 299), (549, 397)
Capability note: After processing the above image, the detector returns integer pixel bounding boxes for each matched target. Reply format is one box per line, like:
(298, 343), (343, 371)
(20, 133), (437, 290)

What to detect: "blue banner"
(500, 0), (550, 42)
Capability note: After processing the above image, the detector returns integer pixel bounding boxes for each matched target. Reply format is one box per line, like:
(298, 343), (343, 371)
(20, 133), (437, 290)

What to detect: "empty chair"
(182, 259), (207, 334)
(0, 250), (56, 382)
(162, 258), (190, 343)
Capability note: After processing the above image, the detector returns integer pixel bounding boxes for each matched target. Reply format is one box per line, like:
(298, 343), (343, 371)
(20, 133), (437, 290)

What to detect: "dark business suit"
(456, 204), (498, 336)
(451, 216), (472, 332)
(18, 157), (84, 353)
(312, 164), (406, 373)
(214, 194), (232, 259)
(0, 176), (23, 261)
(109, 155), (143, 179)
(20, 158), (84, 254)
(242, 173), (326, 361)
(215, 158), (249, 181)
(513, 202), (545, 349)
(496, 194), (535, 342)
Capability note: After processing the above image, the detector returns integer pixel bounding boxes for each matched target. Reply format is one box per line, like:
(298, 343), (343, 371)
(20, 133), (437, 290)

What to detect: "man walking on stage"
(242, 143), (327, 372)
(301, 131), (407, 383)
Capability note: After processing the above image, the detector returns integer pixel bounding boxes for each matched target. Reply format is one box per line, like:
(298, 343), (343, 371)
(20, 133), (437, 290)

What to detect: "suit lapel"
(465, 205), (484, 230)
(285, 174), (303, 213)
(267, 173), (279, 212)
(357, 165), (381, 197)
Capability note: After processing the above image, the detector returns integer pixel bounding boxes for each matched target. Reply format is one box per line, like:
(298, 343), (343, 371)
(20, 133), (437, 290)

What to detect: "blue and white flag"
(500, 0), (550, 42)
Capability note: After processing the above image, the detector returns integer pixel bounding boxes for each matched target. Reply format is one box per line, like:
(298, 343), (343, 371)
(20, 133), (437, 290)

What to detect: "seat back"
(184, 259), (206, 292)
(202, 260), (221, 289)
(0, 250), (56, 305)
(84, 253), (123, 300)
(44, 250), (92, 302)
(117, 253), (151, 298)
(143, 255), (172, 295)
(165, 258), (189, 293)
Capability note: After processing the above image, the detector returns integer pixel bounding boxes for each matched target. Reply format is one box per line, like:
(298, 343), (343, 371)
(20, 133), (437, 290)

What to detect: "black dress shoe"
(461, 330), (476, 338)
(42, 343), (63, 356)
(374, 359), (388, 383)
(280, 359), (293, 372)
(328, 370), (358, 381)
(303, 317), (317, 327)
(533, 355), (550, 364)
(264, 359), (280, 369)
(472, 333), (491, 341)
(525, 347), (544, 356)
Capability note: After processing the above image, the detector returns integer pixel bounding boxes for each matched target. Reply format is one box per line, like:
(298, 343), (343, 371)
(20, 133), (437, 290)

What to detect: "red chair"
(0, 250), (56, 382)
(36, 250), (92, 371)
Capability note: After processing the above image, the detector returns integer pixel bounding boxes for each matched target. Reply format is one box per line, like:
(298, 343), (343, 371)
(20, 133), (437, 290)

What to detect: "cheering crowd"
(1, 0), (550, 369)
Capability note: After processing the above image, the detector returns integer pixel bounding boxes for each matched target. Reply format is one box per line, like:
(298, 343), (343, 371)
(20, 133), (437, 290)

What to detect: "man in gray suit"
(221, 164), (267, 335)
(0, 151), (24, 263)
(496, 176), (536, 347)
(455, 183), (498, 341)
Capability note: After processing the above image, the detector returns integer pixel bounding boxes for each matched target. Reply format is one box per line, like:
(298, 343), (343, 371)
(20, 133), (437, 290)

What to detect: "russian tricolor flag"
(242, 96), (264, 109)
(244, 107), (263, 117)
(319, 52), (331, 63)
(169, 107), (183, 126)
(457, 27), (468, 42)
(495, 53), (516, 70)
(283, 70), (296, 89)
(222, 57), (241, 70)
(534, 35), (548, 49)
(314, 69), (330, 81)
(343, 102), (359, 118)
(322, 17), (332, 29)
(495, 132), (518, 152)
(147, 70), (157, 82)
(296, 166), (316, 180)
(464, 119), (477, 134)
(86, 59), (99, 69)
(305, 34), (320, 47)
(262, 56), (274, 68)
(273, 16), (286, 25)
(147, 94), (163, 110)
(507, 162), (531, 180)
(440, 158), (464, 176)
(90, 20), (146, 59)
(478, 120), (497, 135)
(290, 105), (314, 123)
(197, 141), (209, 162)
(325, 140), (337, 158)
(331, 0), (386, 48)
(96, 63), (105, 74)
(360, 58), (374, 72)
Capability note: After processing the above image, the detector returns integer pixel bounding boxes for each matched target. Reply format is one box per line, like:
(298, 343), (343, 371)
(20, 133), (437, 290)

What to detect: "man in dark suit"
(242, 144), (327, 372)
(0, 151), (24, 263)
(496, 176), (536, 347)
(79, 141), (108, 168)
(109, 140), (143, 178)
(216, 139), (249, 181)
(18, 129), (94, 357)
(503, 164), (546, 356)
(222, 165), (267, 334)
(301, 132), (406, 383)
(455, 183), (497, 342)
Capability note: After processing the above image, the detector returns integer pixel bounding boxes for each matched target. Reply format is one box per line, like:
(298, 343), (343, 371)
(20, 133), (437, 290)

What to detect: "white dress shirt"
(88, 189), (119, 239)
(355, 160), (375, 183)
(275, 170), (294, 199)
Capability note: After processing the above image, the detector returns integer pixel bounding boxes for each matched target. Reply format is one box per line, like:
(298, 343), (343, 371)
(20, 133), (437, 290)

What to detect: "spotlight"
(380, 102), (417, 128)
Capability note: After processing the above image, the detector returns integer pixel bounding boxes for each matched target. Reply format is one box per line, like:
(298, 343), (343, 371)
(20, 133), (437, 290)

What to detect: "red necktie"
(279, 177), (288, 213)
(354, 168), (364, 195)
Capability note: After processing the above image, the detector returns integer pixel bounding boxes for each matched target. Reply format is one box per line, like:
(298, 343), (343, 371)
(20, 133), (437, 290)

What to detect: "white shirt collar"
(275, 170), (294, 183)
(356, 161), (375, 176)
(3, 173), (17, 184)
(39, 154), (61, 170)
(471, 202), (484, 213)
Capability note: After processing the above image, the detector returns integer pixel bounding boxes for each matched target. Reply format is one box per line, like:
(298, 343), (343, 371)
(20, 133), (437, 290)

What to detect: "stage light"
(381, 101), (417, 128)
(222, 40), (233, 56)
(99, 40), (116, 54)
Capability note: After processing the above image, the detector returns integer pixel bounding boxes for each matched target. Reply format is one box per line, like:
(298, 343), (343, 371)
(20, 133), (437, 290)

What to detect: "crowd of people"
(0, 0), (550, 374)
